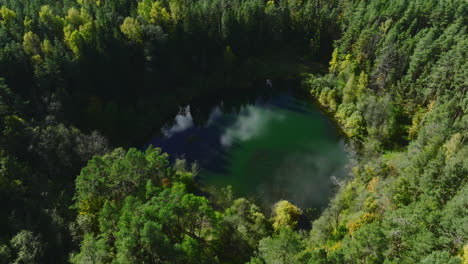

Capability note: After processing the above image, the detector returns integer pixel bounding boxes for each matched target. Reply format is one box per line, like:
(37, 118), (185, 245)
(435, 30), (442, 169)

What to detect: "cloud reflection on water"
(162, 106), (194, 138)
(220, 106), (285, 147)
(154, 96), (348, 210)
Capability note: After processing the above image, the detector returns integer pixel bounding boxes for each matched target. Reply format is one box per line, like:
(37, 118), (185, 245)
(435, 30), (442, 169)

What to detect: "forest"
(0, 0), (466, 263)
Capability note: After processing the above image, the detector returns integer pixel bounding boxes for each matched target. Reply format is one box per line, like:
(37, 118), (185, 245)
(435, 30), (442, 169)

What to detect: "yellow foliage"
(3, 115), (25, 136)
(120, 17), (142, 44)
(356, 71), (368, 97)
(138, 0), (153, 22)
(326, 89), (338, 111)
(266, 0), (275, 5)
(39, 5), (64, 33)
(161, 177), (171, 188)
(329, 49), (339, 73)
(364, 164), (376, 176)
(272, 200), (302, 231)
(66, 8), (85, 27)
(169, 0), (187, 23)
(77, 0), (101, 6)
(367, 177), (379, 193)
(150, 1), (172, 27)
(364, 197), (378, 211)
(463, 244), (468, 264)
(408, 107), (425, 139)
(63, 8), (93, 57)
(338, 54), (353, 78)
(78, 198), (104, 216)
(379, 18), (393, 34)
(408, 100), (435, 139)
(79, 22), (93, 42)
(64, 25), (73, 49)
(352, 166), (360, 177)
(342, 111), (364, 138)
(318, 88), (329, 107)
(0, 6), (16, 25)
(13, 180), (22, 186)
(335, 102), (365, 139)
(427, 100), (436, 111)
(347, 212), (377, 236)
(41, 39), (53, 55)
(31, 54), (43, 65)
(335, 103), (349, 121)
(23, 16), (33, 31)
(443, 133), (463, 160)
(265, 0), (275, 11)
(317, 88), (338, 112)
(329, 241), (342, 251)
(4, 115), (24, 124)
(68, 30), (84, 57)
(23, 31), (42, 56)
(342, 73), (356, 104)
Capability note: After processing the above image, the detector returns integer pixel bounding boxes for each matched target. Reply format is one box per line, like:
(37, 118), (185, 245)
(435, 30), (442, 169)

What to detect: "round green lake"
(148, 87), (348, 209)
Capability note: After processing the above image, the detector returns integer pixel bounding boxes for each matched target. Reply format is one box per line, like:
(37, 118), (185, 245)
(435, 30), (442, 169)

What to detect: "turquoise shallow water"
(148, 89), (348, 209)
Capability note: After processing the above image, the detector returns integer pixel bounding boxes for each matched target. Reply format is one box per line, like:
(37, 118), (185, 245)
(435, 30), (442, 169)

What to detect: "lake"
(147, 83), (348, 209)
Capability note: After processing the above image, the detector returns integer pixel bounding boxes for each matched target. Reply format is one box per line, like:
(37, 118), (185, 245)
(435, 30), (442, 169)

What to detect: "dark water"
(147, 85), (348, 209)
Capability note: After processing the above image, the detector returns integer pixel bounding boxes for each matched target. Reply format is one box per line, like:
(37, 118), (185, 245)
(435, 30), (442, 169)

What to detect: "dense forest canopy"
(0, 0), (466, 263)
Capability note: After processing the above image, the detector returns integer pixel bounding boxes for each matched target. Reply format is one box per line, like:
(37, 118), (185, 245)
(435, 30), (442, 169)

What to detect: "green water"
(149, 91), (348, 209)
(204, 100), (346, 208)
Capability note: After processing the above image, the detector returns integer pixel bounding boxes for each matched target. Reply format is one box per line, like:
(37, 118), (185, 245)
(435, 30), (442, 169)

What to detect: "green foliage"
(22, 31), (41, 56)
(69, 234), (109, 264)
(340, 222), (386, 264)
(0, 0), (466, 263)
(215, 198), (270, 263)
(38, 5), (64, 36)
(75, 147), (171, 217)
(73, 147), (221, 263)
(300, 1), (468, 263)
(10, 230), (43, 264)
(253, 227), (305, 264)
(420, 251), (462, 264)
